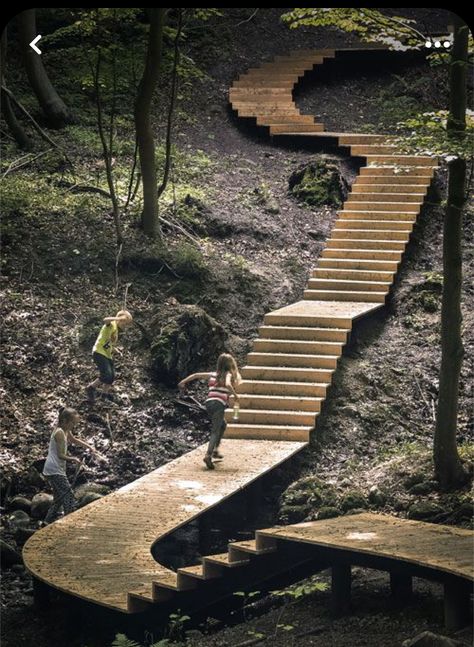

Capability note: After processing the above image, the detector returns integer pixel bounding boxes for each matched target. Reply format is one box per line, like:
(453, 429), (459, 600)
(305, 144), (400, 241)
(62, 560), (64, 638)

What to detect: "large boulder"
(8, 496), (32, 513)
(279, 477), (338, 524)
(289, 159), (348, 208)
(31, 493), (54, 520)
(407, 501), (444, 522)
(150, 303), (227, 386)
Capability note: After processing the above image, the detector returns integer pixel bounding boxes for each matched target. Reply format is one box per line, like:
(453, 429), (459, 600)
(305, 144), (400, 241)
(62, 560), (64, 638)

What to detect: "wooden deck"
(257, 513), (474, 581)
(23, 440), (304, 612)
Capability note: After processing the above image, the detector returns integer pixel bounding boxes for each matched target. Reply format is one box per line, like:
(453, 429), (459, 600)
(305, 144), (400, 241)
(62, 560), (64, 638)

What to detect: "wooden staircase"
(24, 47), (440, 618)
(225, 47), (437, 443)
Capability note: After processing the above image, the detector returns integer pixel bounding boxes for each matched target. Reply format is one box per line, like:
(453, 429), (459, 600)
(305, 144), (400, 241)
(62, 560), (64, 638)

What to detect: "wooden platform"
(257, 513), (473, 581)
(23, 440), (304, 612)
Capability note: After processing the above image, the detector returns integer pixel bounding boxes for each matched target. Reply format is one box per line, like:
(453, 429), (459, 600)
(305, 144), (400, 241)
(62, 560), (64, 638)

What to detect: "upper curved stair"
(225, 47), (437, 443)
(24, 47), (439, 616)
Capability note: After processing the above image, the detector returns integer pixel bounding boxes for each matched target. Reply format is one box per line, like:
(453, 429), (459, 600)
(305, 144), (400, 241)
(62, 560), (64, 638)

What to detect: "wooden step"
(230, 87), (290, 96)
(232, 96), (296, 105)
(276, 50), (335, 60)
(236, 107), (300, 116)
(228, 538), (277, 562)
(224, 423), (312, 441)
(241, 366), (334, 383)
(239, 379), (329, 397)
(304, 290), (386, 303)
(338, 134), (391, 145)
(253, 338), (343, 355)
(318, 257), (400, 271)
(313, 268), (395, 281)
(177, 564), (221, 587)
(257, 115), (315, 124)
(344, 201), (421, 213)
(242, 72), (300, 81)
(356, 174), (434, 183)
(264, 312), (352, 328)
(232, 100), (295, 108)
(326, 238), (406, 250)
(347, 192), (425, 202)
(224, 408), (317, 425)
(307, 278), (391, 292)
(237, 394), (323, 412)
(260, 59), (323, 70)
(202, 552), (250, 569)
(331, 229), (410, 241)
(360, 165), (435, 176)
(321, 248), (402, 261)
(337, 210), (416, 222)
(258, 325), (349, 342)
(351, 183), (429, 194)
(335, 219), (414, 231)
(247, 352), (338, 369)
(365, 155), (436, 166)
(350, 145), (399, 155)
(232, 79), (295, 88)
(270, 124), (325, 133)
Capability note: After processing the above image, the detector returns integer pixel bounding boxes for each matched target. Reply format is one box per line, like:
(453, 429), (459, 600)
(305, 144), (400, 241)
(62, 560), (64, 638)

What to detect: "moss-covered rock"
(408, 480), (438, 496)
(340, 490), (368, 512)
(279, 476), (338, 523)
(317, 506), (341, 520)
(407, 501), (444, 521)
(150, 303), (227, 386)
(288, 159), (348, 208)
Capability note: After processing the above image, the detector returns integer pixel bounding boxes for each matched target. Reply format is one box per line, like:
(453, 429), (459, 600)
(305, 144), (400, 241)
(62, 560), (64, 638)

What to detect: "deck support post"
(246, 479), (263, 524)
(331, 563), (351, 616)
(198, 513), (213, 554)
(33, 577), (50, 609)
(390, 571), (413, 602)
(444, 578), (472, 631)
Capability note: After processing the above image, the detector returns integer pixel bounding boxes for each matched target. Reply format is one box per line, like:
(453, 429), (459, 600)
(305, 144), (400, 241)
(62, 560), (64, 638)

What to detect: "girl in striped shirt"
(178, 354), (241, 469)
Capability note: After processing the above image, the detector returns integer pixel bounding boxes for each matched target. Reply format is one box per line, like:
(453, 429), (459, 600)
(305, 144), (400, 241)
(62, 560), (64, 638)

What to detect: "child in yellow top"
(86, 310), (133, 402)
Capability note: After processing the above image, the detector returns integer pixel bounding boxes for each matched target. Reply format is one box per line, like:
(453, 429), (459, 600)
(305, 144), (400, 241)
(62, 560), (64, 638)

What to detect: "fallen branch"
(2, 148), (53, 177)
(59, 181), (112, 199)
(174, 398), (205, 412)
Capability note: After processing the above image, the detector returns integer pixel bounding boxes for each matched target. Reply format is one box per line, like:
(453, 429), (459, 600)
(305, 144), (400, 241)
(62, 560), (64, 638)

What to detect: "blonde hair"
(116, 309), (133, 323)
(58, 407), (79, 428)
(216, 353), (241, 388)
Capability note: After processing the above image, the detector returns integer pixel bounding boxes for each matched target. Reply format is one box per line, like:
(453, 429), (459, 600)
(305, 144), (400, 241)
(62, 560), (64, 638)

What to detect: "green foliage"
(273, 576), (328, 601)
(112, 635), (141, 647)
(282, 8), (423, 50)
(393, 111), (474, 160)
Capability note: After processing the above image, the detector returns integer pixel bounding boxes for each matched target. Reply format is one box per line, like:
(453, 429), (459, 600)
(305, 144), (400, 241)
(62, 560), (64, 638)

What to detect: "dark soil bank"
(1, 7), (472, 647)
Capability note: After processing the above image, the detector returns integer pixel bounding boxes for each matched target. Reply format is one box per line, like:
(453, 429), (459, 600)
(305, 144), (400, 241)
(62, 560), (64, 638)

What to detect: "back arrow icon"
(29, 35), (42, 55)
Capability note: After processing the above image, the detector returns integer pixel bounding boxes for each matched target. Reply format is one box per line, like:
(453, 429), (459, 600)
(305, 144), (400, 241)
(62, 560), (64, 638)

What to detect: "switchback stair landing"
(24, 47), (444, 615)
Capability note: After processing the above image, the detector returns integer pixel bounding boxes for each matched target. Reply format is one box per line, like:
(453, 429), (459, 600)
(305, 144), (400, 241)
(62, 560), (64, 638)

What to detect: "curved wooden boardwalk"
(23, 48), (466, 619)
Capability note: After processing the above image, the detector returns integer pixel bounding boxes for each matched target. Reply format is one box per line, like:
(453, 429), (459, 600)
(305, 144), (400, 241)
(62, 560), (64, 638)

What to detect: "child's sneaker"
(203, 455), (215, 470)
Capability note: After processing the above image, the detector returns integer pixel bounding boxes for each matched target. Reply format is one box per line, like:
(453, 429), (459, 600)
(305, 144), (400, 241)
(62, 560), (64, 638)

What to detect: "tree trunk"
(134, 8), (165, 239)
(0, 28), (33, 149)
(433, 15), (469, 490)
(17, 9), (73, 128)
